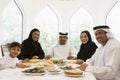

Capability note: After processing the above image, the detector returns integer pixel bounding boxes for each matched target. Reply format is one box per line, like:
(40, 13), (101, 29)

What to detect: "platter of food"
(22, 67), (45, 76)
(50, 58), (65, 66)
(60, 65), (72, 70)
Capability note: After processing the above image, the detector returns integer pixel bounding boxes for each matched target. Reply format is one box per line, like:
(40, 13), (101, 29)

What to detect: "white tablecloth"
(0, 68), (96, 80)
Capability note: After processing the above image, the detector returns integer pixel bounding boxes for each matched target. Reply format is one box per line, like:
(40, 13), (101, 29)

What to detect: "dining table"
(0, 59), (96, 80)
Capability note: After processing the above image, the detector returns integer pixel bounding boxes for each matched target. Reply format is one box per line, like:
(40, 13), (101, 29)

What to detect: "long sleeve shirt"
(85, 39), (120, 80)
(47, 43), (78, 59)
(0, 55), (19, 70)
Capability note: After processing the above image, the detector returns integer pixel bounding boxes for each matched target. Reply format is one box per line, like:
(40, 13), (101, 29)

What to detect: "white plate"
(65, 74), (83, 77)
(22, 72), (45, 76)
(48, 70), (61, 75)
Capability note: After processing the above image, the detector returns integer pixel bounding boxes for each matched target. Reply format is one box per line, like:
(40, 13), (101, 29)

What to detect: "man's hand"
(76, 59), (84, 64)
(67, 56), (75, 60)
(80, 63), (88, 71)
(45, 55), (52, 60)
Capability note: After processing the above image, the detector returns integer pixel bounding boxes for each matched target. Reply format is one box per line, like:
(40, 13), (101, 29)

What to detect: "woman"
(77, 30), (97, 62)
(18, 28), (45, 60)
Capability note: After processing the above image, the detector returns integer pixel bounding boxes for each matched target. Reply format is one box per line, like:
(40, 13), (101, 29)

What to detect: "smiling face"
(59, 36), (68, 45)
(9, 47), (21, 58)
(32, 31), (40, 41)
(80, 32), (89, 44)
(95, 30), (108, 46)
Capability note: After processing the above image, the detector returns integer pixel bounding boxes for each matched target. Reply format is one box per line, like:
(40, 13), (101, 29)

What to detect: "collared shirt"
(0, 55), (19, 70)
(85, 39), (120, 80)
(47, 43), (78, 59)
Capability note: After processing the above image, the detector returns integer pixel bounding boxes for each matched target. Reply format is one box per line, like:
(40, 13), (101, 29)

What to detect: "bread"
(64, 70), (83, 75)
(47, 67), (59, 72)
(29, 59), (41, 62)
(22, 63), (31, 67)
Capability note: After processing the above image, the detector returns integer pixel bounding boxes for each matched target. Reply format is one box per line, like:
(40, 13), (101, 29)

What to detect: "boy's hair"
(10, 42), (21, 49)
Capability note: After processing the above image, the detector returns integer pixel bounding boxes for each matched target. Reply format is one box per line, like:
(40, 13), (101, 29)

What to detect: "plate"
(64, 70), (83, 77)
(22, 67), (45, 76)
(22, 72), (45, 76)
(47, 67), (61, 74)
(48, 71), (61, 75)
(65, 74), (83, 77)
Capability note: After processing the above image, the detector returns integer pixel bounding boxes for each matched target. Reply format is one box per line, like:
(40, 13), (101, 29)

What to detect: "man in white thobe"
(80, 25), (120, 80)
(46, 32), (77, 59)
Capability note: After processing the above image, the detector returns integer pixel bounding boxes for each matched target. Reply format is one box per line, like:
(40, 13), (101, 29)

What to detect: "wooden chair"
(1, 45), (4, 57)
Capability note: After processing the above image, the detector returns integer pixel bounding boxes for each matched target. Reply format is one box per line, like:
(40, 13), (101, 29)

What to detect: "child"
(0, 42), (27, 70)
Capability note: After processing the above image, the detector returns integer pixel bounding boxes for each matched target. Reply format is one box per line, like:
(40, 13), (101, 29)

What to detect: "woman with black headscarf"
(18, 28), (45, 60)
(77, 30), (97, 62)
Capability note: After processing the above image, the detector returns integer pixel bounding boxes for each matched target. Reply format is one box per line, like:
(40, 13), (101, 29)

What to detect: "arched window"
(35, 6), (58, 53)
(70, 8), (93, 50)
(107, 2), (120, 41)
(2, 1), (22, 44)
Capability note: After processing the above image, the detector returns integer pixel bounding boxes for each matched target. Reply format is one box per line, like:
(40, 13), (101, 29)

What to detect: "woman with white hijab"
(80, 25), (120, 80)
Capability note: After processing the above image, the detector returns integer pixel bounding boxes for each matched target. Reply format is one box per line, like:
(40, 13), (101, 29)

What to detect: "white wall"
(0, 0), (119, 44)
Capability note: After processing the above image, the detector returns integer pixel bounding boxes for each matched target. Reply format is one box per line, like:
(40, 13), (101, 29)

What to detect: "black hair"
(10, 42), (21, 49)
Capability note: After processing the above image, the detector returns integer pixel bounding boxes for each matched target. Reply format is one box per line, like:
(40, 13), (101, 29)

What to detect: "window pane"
(2, 1), (22, 44)
(35, 6), (58, 54)
(70, 8), (93, 50)
(107, 2), (120, 41)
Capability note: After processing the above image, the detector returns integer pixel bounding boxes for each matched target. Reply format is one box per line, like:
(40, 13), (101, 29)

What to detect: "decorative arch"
(2, 1), (22, 44)
(35, 6), (59, 53)
(70, 8), (94, 49)
(107, 1), (120, 41)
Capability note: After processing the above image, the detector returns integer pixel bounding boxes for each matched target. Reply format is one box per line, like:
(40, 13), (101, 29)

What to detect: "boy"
(0, 42), (27, 70)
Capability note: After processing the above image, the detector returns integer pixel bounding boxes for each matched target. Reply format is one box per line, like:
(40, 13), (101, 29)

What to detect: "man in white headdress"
(80, 25), (120, 80)
(46, 32), (77, 59)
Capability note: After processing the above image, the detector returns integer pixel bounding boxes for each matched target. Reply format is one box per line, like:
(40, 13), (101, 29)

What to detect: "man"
(46, 32), (77, 59)
(80, 25), (120, 80)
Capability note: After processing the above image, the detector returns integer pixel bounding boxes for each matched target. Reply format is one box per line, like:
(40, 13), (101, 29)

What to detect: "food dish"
(65, 74), (83, 77)
(47, 67), (61, 74)
(60, 65), (72, 70)
(22, 72), (45, 76)
(48, 70), (61, 75)
(29, 59), (41, 63)
(22, 62), (31, 67)
(50, 58), (65, 66)
(64, 70), (83, 77)
(22, 67), (45, 76)
(66, 64), (80, 68)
